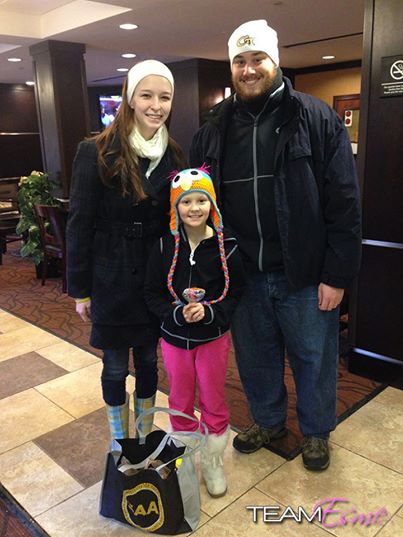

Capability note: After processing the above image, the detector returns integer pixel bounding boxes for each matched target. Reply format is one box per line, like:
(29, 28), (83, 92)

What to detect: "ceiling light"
(119, 23), (138, 30)
(26, 81), (35, 86)
(122, 53), (136, 58)
(8, 57), (22, 62)
(117, 68), (129, 72)
(322, 55), (335, 60)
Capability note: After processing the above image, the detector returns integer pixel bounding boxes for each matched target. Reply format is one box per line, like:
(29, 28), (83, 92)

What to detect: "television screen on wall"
(98, 95), (122, 128)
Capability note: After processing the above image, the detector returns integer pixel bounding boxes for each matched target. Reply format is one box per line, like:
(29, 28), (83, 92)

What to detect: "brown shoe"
(302, 437), (330, 471)
(232, 423), (287, 454)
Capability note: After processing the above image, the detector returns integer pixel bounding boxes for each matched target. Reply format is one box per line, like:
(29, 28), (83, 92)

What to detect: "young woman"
(145, 168), (245, 497)
(66, 60), (186, 447)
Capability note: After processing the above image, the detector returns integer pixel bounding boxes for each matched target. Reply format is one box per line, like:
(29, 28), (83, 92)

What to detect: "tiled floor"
(1, 307), (402, 536)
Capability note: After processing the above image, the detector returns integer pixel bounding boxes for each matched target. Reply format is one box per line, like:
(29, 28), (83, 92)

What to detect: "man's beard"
(232, 69), (277, 101)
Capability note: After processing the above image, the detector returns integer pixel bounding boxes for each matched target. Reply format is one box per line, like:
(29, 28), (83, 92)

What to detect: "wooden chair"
(0, 180), (21, 265)
(33, 204), (67, 293)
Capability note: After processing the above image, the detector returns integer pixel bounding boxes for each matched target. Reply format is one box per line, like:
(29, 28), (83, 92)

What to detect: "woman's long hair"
(94, 79), (186, 200)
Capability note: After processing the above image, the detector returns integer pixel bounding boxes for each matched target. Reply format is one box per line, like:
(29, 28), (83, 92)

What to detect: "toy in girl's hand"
(182, 287), (206, 303)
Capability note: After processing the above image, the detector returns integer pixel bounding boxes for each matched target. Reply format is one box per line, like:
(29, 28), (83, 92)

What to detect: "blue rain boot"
(134, 392), (156, 436)
(105, 394), (129, 451)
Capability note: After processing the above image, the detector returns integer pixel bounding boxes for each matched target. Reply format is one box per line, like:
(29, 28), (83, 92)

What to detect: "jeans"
(231, 271), (339, 437)
(101, 341), (158, 405)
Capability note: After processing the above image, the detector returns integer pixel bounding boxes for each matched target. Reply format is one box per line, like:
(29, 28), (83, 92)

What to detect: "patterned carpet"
(0, 242), (385, 460)
(0, 484), (49, 537)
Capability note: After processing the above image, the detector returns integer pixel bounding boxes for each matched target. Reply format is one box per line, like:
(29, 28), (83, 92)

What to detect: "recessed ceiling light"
(322, 55), (335, 60)
(119, 23), (138, 30)
(117, 68), (129, 72)
(26, 81), (35, 86)
(121, 53), (136, 58)
(8, 57), (22, 62)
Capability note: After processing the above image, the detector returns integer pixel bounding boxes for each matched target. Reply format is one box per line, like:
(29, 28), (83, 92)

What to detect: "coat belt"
(94, 219), (158, 239)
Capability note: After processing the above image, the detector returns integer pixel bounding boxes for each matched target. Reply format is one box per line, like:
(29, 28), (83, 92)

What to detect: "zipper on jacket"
(185, 258), (193, 350)
(189, 248), (196, 265)
(252, 118), (265, 272)
(187, 254), (194, 288)
(250, 84), (287, 272)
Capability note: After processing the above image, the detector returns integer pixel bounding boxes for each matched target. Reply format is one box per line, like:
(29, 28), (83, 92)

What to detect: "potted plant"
(16, 171), (61, 270)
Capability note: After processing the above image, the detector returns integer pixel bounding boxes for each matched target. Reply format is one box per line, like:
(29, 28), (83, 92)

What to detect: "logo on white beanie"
(237, 35), (255, 47)
(228, 20), (279, 66)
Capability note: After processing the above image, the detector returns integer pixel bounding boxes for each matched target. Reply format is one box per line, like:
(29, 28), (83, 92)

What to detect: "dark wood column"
(348, 0), (403, 383)
(169, 59), (231, 156)
(29, 40), (90, 197)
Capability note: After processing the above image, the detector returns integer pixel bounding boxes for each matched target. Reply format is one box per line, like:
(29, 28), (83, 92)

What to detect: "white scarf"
(130, 124), (169, 178)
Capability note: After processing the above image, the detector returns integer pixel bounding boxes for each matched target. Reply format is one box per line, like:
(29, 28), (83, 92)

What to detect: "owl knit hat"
(167, 167), (230, 306)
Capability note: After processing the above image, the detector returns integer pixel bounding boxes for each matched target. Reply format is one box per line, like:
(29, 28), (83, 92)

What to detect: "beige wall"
(294, 67), (361, 107)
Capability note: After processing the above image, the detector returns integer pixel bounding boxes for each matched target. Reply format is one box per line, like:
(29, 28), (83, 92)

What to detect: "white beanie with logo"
(228, 19), (279, 66)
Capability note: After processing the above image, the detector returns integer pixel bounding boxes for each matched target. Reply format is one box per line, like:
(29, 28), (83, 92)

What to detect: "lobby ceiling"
(0, 0), (364, 85)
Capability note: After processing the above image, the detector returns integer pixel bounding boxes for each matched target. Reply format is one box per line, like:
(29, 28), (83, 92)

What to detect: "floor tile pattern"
(0, 352), (67, 399)
(1, 308), (402, 537)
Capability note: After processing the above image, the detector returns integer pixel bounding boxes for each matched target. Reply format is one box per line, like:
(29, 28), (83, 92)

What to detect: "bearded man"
(190, 19), (361, 471)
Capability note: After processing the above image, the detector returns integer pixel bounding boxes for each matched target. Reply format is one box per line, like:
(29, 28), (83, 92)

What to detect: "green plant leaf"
(17, 170), (59, 263)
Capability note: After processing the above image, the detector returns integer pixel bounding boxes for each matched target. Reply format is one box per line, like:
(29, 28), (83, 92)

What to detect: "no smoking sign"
(381, 55), (403, 97)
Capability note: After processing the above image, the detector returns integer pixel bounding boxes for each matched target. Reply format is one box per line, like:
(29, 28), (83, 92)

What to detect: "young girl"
(145, 167), (245, 497)
(67, 60), (186, 447)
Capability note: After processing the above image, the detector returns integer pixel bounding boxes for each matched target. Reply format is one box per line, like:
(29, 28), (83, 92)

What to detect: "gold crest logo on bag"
(122, 483), (165, 531)
(237, 34), (255, 47)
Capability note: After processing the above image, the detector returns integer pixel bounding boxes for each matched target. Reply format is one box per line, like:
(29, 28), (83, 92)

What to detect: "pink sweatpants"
(161, 333), (231, 435)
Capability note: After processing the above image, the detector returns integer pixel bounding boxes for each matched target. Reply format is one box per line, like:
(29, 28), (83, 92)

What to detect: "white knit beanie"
(126, 60), (174, 103)
(228, 20), (279, 66)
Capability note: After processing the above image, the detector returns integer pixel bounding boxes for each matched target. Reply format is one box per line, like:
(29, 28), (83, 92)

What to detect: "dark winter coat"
(189, 77), (362, 290)
(144, 227), (246, 349)
(66, 138), (176, 347)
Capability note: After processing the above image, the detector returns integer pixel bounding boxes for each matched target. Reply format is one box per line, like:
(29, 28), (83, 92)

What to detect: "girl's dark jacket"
(189, 77), (362, 290)
(144, 226), (246, 349)
(66, 137), (176, 344)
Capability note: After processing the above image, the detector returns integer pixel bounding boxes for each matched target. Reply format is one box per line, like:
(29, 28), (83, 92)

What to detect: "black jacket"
(144, 227), (245, 349)
(189, 78), (362, 290)
(66, 138), (175, 330)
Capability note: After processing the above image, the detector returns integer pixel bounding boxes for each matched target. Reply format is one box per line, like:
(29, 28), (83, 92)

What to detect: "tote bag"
(100, 407), (206, 534)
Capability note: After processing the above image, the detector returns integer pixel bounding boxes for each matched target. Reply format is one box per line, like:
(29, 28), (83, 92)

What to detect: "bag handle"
(135, 406), (208, 440)
(117, 433), (172, 473)
(153, 433), (203, 474)
(118, 431), (204, 475)
(116, 407), (208, 475)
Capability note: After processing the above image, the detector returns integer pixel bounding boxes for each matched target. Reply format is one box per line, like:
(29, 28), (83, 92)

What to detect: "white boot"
(200, 426), (230, 498)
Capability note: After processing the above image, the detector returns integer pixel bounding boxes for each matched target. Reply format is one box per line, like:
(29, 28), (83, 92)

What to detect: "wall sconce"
(224, 87), (232, 98)
(214, 87), (233, 106)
